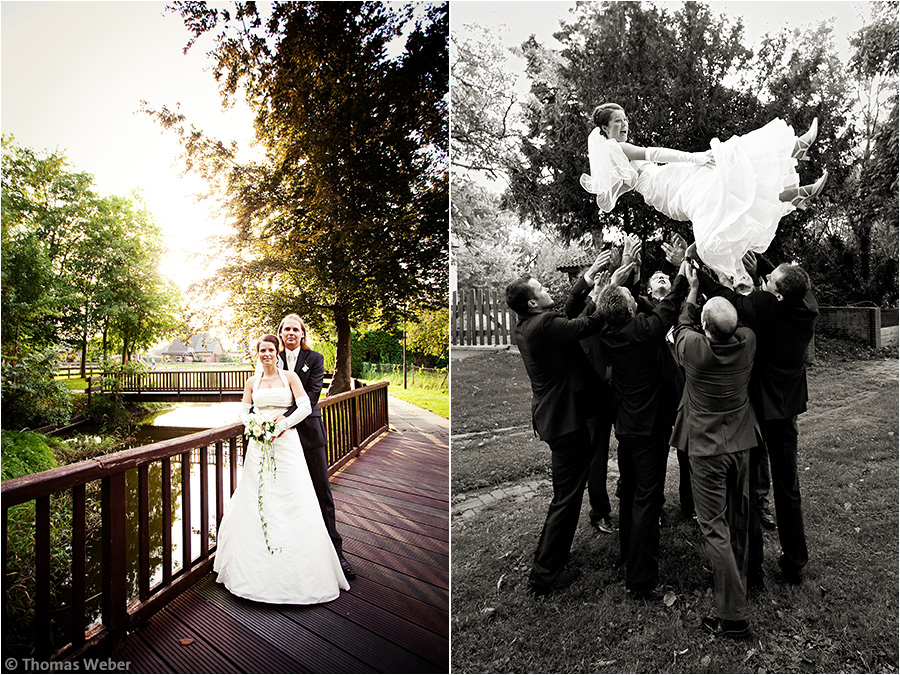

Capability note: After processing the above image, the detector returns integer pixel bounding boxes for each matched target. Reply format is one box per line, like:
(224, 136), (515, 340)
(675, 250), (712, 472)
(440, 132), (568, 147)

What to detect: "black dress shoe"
(702, 615), (752, 639)
(628, 583), (668, 602)
(778, 556), (802, 585)
(339, 556), (356, 580)
(760, 508), (776, 530)
(589, 516), (617, 534)
(528, 568), (580, 597)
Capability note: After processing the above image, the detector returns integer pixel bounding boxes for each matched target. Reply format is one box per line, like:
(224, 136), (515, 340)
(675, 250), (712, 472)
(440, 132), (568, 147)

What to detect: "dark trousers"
(586, 383), (614, 521)
(756, 443), (771, 510)
(617, 432), (668, 592)
(691, 450), (750, 621)
(676, 447), (694, 516)
(529, 426), (593, 590)
(747, 444), (765, 582)
(304, 442), (343, 559)
(762, 416), (808, 574)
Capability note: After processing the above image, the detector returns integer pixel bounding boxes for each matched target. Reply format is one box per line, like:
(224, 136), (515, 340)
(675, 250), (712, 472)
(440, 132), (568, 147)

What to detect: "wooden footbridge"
(2, 386), (449, 672)
(96, 369), (256, 402)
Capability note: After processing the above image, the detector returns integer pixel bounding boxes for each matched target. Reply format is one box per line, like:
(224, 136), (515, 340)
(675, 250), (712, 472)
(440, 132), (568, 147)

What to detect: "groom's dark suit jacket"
(515, 298), (604, 442)
(279, 348), (328, 449)
(697, 256), (818, 421)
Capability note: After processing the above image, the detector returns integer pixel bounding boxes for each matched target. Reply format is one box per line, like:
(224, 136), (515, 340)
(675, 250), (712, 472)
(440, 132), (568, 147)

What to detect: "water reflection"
(83, 403), (245, 624)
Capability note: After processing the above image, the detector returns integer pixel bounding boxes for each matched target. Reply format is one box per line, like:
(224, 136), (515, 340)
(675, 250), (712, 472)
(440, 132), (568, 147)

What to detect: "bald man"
(670, 267), (760, 639)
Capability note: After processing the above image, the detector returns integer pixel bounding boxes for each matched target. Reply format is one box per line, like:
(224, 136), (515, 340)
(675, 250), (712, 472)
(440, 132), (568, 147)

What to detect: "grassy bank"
(450, 340), (899, 673)
(362, 364), (448, 418)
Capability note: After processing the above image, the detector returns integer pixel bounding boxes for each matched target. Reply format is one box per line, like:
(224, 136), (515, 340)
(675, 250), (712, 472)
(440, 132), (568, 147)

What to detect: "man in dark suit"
(506, 269), (627, 596)
(670, 266), (758, 639)
(563, 250), (617, 535)
(278, 313), (355, 580)
(696, 253), (818, 585)
(595, 255), (688, 600)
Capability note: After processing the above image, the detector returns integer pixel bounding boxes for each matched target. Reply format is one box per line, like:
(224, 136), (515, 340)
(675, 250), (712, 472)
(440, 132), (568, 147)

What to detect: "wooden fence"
(451, 288), (517, 347)
(1, 382), (389, 661)
(56, 364), (104, 380)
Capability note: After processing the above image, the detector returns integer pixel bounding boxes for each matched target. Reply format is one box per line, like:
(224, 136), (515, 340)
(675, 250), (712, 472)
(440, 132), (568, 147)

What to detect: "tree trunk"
(121, 333), (129, 365)
(80, 314), (88, 380)
(329, 307), (353, 395)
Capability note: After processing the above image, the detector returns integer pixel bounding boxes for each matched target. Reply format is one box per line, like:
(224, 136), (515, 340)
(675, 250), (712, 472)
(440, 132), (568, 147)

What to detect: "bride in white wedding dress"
(580, 103), (827, 287)
(213, 334), (349, 604)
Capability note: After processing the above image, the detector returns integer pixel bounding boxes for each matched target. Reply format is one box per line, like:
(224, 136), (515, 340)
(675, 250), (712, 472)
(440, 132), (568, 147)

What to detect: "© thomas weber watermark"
(4, 658), (131, 672)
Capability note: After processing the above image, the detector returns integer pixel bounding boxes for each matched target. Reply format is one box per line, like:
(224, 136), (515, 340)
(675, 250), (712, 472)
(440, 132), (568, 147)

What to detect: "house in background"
(160, 332), (225, 363)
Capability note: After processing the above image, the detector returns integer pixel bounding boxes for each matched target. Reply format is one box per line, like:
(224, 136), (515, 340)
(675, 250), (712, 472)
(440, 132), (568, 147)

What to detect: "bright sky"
(2, 1), (257, 292)
(451, 0), (872, 75)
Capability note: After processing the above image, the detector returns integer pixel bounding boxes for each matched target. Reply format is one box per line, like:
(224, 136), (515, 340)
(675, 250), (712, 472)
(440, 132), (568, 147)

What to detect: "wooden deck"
(112, 397), (449, 673)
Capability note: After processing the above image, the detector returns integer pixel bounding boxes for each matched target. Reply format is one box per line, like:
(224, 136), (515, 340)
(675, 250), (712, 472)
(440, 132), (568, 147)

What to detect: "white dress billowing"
(213, 373), (349, 604)
(581, 118), (800, 286)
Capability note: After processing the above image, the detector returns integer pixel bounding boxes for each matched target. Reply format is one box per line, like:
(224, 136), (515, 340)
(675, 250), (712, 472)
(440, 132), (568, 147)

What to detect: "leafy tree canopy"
(154, 1), (448, 392)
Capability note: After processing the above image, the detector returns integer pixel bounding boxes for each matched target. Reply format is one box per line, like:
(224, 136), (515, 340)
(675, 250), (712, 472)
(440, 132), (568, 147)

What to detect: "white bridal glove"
(645, 147), (712, 165)
(274, 396), (312, 435)
(238, 401), (253, 425)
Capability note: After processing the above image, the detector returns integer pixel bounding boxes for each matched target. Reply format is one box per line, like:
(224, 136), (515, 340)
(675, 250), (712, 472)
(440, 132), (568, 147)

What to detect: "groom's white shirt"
(282, 346), (301, 371)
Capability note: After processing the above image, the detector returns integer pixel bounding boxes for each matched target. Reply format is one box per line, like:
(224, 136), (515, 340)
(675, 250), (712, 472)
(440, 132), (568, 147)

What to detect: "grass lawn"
(450, 340), (899, 673)
(388, 385), (448, 418)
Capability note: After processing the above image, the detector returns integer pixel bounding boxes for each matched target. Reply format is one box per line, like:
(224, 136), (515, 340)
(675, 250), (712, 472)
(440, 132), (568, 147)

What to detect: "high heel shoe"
(793, 117), (818, 161)
(791, 170), (828, 211)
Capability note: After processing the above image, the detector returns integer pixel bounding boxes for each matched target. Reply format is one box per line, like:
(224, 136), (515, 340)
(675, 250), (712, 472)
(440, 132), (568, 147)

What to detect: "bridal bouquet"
(243, 412), (281, 554)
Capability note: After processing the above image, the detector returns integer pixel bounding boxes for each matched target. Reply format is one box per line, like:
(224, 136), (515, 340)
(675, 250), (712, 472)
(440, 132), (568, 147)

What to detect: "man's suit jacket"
(697, 256), (818, 421)
(669, 302), (759, 457)
(515, 300), (604, 443)
(598, 275), (687, 437)
(279, 348), (328, 449)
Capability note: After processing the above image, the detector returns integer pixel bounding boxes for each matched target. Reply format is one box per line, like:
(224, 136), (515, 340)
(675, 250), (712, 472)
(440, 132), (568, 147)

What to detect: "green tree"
(506, 2), (850, 275)
(153, 1), (448, 393)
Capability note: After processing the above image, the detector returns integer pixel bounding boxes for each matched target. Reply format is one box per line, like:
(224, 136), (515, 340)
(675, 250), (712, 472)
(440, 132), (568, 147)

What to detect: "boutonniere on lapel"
(302, 364), (309, 372)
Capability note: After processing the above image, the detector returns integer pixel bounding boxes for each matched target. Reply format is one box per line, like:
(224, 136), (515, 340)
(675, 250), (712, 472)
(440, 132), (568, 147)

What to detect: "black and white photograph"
(450, 1), (898, 672)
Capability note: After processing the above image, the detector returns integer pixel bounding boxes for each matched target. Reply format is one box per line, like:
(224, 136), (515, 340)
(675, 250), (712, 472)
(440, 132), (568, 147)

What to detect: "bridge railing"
(1, 381), (390, 661)
(102, 369), (254, 395)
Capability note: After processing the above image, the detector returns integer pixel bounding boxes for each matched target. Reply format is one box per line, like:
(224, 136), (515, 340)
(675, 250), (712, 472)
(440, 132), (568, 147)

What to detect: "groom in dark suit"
(506, 273), (610, 596)
(696, 252), (818, 586)
(670, 267), (758, 639)
(278, 313), (355, 580)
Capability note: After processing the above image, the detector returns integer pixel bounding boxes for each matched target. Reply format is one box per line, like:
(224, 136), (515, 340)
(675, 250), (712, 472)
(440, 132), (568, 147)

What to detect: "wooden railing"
(1, 382), (389, 661)
(102, 369), (253, 395)
(451, 287), (517, 346)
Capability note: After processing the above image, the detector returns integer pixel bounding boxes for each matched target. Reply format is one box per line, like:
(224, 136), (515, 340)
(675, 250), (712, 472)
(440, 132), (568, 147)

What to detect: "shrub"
(1, 430), (57, 481)
(1, 349), (73, 430)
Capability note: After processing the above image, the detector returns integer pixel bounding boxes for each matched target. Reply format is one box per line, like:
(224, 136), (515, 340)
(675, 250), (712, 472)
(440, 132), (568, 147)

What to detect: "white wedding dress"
(213, 372), (349, 604)
(581, 118), (801, 286)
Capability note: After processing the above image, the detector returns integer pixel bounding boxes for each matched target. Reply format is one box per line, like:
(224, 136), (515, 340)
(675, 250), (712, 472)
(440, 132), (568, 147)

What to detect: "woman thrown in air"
(580, 102), (827, 287)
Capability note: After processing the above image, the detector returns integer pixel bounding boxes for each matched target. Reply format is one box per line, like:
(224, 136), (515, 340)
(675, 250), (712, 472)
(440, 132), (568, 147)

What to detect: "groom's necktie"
(287, 352), (297, 371)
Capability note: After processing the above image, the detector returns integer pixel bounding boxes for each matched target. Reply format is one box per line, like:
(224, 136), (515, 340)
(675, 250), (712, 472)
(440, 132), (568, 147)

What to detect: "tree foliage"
(2, 137), (183, 426)
(156, 1), (448, 393)
(489, 0), (896, 306)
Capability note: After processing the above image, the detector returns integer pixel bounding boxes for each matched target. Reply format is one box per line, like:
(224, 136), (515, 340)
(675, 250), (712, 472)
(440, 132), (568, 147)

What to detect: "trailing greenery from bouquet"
(244, 412), (281, 554)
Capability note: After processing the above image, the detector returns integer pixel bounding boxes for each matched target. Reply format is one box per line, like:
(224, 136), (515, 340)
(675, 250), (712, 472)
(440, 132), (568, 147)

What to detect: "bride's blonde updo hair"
(256, 334), (280, 353)
(592, 103), (625, 134)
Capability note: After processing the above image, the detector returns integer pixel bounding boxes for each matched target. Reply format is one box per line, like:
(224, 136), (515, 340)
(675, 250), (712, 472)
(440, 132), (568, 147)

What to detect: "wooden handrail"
(2, 382), (389, 661)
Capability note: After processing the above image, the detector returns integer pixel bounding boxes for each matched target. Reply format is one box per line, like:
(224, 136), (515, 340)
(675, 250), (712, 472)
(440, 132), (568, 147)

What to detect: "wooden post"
(71, 485), (86, 648)
(101, 473), (128, 644)
(35, 495), (51, 657)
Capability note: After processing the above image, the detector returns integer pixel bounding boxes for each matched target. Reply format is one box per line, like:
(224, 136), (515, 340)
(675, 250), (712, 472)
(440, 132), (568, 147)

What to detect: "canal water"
(80, 403), (245, 627)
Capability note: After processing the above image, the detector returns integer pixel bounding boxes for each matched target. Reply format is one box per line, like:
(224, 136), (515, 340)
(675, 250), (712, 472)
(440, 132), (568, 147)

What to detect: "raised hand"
(742, 250), (758, 278)
(608, 246), (622, 270)
(610, 261), (636, 287)
(585, 249), (612, 283)
(623, 234), (641, 262)
(662, 233), (687, 266)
